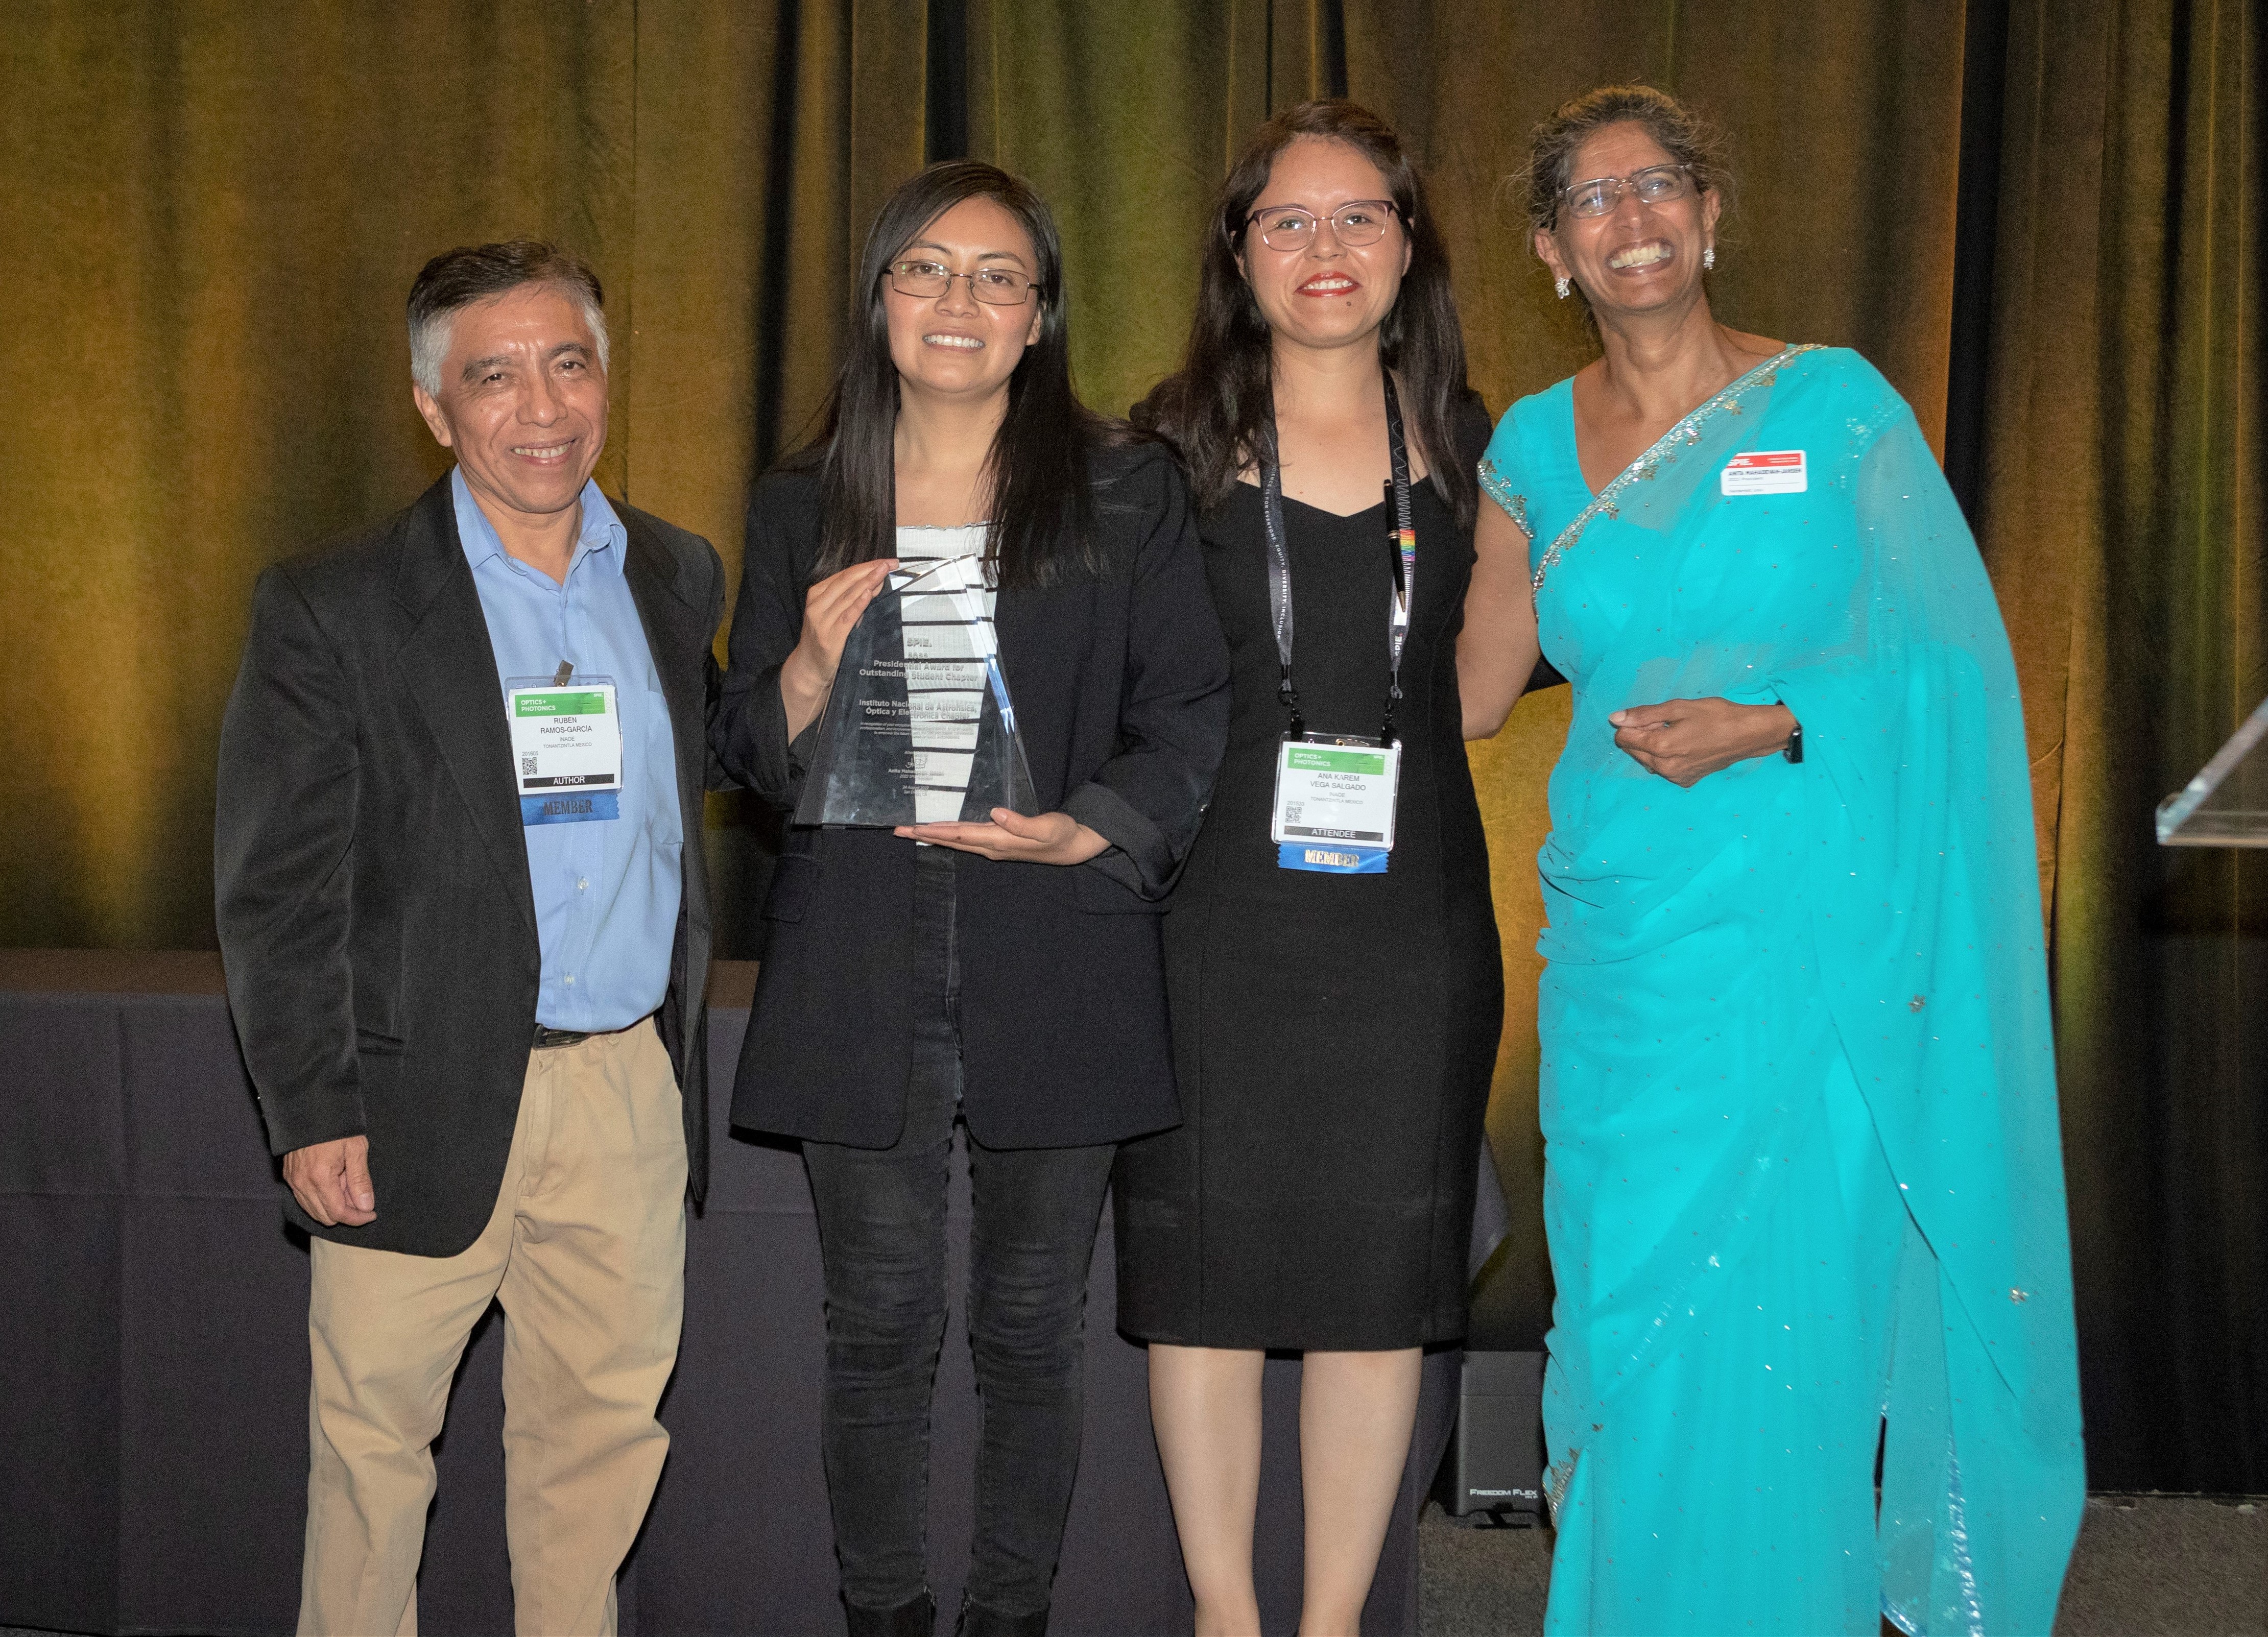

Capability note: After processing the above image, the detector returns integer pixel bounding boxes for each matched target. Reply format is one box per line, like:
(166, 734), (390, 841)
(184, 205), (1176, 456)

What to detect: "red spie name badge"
(1721, 449), (1807, 496)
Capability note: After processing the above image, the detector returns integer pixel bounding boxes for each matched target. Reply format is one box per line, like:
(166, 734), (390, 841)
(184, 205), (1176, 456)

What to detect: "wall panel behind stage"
(1, 0), (641, 948)
(0, 1), (1969, 954)
(0, 0), (932, 951)
(1, 0), (2260, 1490)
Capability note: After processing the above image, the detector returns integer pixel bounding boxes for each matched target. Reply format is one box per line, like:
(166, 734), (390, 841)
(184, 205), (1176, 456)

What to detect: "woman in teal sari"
(1459, 86), (2084, 1635)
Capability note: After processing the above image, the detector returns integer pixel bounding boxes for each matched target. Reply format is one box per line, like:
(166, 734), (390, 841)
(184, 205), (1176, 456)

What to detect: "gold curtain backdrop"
(0, 0), (2258, 1489)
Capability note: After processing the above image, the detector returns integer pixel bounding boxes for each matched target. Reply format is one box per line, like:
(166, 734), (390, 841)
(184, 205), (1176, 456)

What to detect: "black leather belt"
(533, 1015), (653, 1050)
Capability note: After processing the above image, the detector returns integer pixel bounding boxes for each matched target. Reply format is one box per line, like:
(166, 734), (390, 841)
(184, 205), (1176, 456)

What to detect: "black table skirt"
(0, 953), (1458, 1636)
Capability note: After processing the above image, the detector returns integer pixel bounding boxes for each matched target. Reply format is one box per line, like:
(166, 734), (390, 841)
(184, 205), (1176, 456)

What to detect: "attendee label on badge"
(1721, 449), (1807, 496)
(507, 678), (622, 825)
(1272, 738), (1400, 874)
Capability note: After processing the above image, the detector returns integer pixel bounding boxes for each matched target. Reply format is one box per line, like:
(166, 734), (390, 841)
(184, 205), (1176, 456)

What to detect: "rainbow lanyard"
(1260, 372), (1418, 746)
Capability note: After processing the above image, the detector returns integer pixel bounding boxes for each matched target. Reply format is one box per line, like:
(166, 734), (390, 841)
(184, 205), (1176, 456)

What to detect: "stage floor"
(4, 1493), (2259, 1636)
(1414, 1492), (2267, 1636)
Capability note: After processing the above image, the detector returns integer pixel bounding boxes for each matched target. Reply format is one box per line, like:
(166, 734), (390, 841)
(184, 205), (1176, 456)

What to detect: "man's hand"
(895, 808), (1111, 865)
(282, 1135), (377, 1227)
(1609, 697), (1797, 788)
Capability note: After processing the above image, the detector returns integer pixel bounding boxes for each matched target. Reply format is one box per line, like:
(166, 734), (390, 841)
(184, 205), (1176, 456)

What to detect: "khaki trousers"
(298, 1019), (687, 1637)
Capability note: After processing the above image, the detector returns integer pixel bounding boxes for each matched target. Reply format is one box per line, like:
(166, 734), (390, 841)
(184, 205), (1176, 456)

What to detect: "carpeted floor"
(6, 1494), (2262, 1634)
(1418, 1493), (2267, 1636)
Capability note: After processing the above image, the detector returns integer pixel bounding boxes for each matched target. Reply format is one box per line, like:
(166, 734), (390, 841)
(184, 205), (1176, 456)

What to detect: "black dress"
(1113, 403), (1503, 1351)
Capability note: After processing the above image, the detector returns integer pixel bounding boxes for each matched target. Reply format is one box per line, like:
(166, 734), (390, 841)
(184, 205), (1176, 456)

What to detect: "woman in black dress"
(1116, 102), (1501, 1634)
(714, 162), (1229, 1637)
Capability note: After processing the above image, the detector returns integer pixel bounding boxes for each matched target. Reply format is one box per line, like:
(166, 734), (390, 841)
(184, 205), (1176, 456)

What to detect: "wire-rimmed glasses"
(1561, 163), (1694, 220)
(886, 259), (1042, 305)
(1243, 199), (1400, 251)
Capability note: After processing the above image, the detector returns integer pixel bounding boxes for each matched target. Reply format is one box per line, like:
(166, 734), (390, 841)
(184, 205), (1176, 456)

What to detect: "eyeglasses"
(1243, 200), (1400, 251)
(1561, 164), (1695, 219)
(887, 259), (1042, 305)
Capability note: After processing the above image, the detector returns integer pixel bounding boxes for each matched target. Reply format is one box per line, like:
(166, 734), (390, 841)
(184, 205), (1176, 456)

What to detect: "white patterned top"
(893, 526), (999, 824)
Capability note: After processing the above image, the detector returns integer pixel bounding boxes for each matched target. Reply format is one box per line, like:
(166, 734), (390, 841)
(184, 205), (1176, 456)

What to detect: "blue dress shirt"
(453, 469), (683, 1031)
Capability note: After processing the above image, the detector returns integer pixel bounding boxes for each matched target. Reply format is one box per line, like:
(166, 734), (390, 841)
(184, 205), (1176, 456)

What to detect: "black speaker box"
(1437, 1349), (1546, 1524)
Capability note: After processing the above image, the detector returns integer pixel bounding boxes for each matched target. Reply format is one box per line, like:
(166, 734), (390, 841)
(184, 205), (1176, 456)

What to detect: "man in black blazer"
(216, 242), (723, 1636)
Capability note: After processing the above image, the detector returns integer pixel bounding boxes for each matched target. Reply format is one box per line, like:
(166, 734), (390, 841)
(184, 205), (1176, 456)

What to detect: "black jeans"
(803, 850), (1116, 1618)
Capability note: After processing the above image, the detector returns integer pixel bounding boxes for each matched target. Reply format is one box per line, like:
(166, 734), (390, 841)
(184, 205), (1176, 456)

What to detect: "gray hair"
(405, 240), (610, 396)
(1515, 84), (1732, 241)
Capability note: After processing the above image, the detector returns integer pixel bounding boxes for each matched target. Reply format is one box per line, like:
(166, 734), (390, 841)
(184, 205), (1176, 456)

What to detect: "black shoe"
(844, 1591), (936, 1636)
(954, 1599), (1048, 1637)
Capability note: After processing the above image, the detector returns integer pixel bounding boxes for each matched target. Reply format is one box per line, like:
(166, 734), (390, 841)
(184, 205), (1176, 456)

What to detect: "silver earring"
(1555, 276), (1571, 300)
(1703, 246), (1716, 270)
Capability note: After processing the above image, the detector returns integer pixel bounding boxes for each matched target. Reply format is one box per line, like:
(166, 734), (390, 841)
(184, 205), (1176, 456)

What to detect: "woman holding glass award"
(712, 162), (1229, 1637)
(1113, 102), (1503, 1635)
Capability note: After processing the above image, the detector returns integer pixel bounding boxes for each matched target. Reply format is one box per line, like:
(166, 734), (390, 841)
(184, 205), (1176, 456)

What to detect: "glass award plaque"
(2157, 695), (2268, 846)
(793, 555), (1038, 828)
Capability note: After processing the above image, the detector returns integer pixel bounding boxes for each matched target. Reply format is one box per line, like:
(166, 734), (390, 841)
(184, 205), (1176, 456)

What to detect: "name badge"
(507, 678), (622, 825)
(1721, 449), (1807, 495)
(1272, 737), (1400, 874)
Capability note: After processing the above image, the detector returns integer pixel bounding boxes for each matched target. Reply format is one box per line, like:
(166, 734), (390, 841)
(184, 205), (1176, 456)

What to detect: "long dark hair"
(799, 161), (1116, 588)
(1134, 101), (1478, 530)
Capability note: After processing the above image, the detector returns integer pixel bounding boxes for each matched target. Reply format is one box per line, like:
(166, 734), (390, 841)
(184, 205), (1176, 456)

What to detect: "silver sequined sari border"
(1478, 460), (1531, 535)
(1529, 343), (1824, 596)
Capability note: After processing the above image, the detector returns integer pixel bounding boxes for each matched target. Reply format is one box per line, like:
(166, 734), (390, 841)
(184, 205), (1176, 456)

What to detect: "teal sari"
(1481, 347), (2083, 1635)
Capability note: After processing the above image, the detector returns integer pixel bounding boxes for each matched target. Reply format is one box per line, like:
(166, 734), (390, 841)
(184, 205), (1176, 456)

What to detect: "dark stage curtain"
(0, 0), (2258, 1490)
(1953, 0), (2266, 1492)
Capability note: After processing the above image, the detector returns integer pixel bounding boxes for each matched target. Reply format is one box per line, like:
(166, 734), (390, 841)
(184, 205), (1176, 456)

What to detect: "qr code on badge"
(521, 755), (538, 775)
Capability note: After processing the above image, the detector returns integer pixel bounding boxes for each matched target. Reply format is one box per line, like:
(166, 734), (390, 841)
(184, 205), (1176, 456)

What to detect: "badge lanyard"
(1260, 373), (1417, 746)
(1261, 375), (1416, 875)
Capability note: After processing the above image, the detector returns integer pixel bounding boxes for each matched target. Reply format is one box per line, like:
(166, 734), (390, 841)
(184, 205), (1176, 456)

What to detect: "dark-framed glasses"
(1244, 199), (1400, 251)
(1561, 163), (1694, 219)
(887, 259), (1041, 305)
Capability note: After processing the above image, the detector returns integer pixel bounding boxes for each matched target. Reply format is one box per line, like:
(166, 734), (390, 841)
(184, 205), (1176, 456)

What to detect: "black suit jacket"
(715, 440), (1230, 1150)
(216, 473), (725, 1257)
